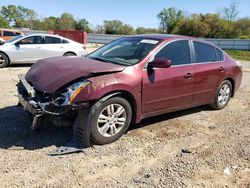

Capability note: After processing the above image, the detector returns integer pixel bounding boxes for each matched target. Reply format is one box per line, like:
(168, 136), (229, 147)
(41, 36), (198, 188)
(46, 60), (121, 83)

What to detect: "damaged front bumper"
(17, 74), (86, 129)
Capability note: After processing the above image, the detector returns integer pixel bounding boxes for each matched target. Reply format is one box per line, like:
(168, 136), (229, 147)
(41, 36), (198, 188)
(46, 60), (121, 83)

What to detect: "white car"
(0, 34), (86, 68)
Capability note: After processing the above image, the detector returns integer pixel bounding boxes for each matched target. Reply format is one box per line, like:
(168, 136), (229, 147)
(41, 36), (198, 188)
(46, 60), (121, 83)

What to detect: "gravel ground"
(0, 58), (249, 188)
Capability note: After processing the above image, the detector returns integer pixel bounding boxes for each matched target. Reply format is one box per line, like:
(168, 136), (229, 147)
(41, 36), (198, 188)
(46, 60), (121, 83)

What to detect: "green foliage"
(135, 27), (159, 34)
(57, 13), (75, 30)
(226, 50), (250, 61)
(75, 19), (91, 32)
(42, 16), (58, 30)
(0, 15), (10, 28)
(103, 20), (134, 35)
(1, 5), (37, 28)
(157, 7), (184, 33)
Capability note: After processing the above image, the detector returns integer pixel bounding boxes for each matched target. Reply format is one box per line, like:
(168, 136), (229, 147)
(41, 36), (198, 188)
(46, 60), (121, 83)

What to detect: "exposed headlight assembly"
(54, 80), (91, 106)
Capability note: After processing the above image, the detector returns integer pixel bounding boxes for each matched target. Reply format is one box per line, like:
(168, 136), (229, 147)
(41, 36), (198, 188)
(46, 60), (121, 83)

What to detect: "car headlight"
(54, 80), (91, 106)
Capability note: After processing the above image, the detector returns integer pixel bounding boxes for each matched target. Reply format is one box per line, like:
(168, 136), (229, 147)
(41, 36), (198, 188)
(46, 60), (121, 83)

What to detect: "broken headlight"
(54, 80), (91, 106)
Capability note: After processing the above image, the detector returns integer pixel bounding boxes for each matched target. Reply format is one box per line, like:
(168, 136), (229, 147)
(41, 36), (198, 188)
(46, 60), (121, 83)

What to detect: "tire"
(63, 52), (76, 56)
(0, 52), (9, 68)
(210, 80), (232, 110)
(89, 97), (132, 145)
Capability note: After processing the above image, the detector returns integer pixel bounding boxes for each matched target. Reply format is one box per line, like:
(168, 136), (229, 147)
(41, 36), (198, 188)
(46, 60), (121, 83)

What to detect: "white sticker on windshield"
(140, 39), (158, 44)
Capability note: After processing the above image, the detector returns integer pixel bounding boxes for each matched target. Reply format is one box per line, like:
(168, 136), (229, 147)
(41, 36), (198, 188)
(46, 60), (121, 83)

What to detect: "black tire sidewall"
(64, 52), (76, 56)
(215, 80), (232, 109)
(90, 97), (132, 145)
(0, 52), (9, 68)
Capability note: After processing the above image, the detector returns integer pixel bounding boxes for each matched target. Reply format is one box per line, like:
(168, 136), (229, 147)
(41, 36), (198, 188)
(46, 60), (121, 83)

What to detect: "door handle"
(59, 46), (64, 48)
(185, 73), (193, 79)
(36, 47), (41, 49)
(218, 67), (224, 72)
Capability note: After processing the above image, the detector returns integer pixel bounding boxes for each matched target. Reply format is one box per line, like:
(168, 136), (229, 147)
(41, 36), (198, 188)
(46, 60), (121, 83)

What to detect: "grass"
(225, 50), (250, 61)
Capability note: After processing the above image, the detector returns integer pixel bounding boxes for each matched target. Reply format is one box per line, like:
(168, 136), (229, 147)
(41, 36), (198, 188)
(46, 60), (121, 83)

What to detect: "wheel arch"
(98, 90), (137, 124)
(224, 77), (235, 97)
(63, 51), (77, 56)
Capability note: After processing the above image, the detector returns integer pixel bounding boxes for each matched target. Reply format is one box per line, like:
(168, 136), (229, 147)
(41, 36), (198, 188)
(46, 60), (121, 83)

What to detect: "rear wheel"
(63, 52), (76, 56)
(90, 97), (132, 145)
(0, 52), (9, 68)
(210, 80), (232, 110)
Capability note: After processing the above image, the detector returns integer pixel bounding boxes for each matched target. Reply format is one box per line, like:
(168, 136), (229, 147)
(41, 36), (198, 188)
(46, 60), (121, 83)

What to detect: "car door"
(191, 41), (227, 105)
(142, 40), (194, 117)
(41, 36), (65, 58)
(12, 36), (44, 63)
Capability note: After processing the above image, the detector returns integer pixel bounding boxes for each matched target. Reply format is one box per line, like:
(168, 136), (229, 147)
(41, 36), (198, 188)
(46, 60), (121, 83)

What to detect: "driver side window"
(154, 40), (191, 66)
(19, 36), (43, 45)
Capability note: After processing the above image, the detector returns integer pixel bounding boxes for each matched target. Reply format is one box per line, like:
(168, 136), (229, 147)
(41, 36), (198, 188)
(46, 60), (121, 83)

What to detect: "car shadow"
(129, 105), (212, 131)
(0, 105), (72, 150)
(9, 64), (32, 68)
(0, 104), (212, 150)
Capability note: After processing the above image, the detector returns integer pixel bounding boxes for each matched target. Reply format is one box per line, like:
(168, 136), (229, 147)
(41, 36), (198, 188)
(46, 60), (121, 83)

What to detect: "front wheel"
(0, 52), (9, 68)
(90, 97), (132, 145)
(210, 80), (232, 110)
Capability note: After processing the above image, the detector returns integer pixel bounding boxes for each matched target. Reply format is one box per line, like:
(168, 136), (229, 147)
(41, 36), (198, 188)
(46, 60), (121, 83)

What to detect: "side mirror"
(148, 58), (171, 69)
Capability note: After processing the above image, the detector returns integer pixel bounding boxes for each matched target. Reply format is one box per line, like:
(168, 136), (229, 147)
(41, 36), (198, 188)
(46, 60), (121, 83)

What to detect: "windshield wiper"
(89, 57), (109, 63)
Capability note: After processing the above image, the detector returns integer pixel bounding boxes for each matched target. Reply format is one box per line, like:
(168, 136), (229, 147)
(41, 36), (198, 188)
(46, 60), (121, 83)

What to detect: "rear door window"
(154, 40), (191, 66)
(193, 41), (217, 63)
(215, 48), (224, 61)
(45, 36), (62, 44)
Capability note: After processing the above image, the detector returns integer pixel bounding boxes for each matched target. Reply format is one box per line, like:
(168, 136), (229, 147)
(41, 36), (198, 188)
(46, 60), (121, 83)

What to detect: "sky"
(0, 0), (250, 28)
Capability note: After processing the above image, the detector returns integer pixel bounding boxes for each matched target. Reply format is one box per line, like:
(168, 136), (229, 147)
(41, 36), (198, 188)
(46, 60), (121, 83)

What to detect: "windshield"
(88, 37), (160, 66)
(5, 35), (24, 43)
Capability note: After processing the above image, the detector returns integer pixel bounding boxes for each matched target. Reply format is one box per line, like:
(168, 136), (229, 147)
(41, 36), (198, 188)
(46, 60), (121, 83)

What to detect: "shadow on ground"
(0, 105), (72, 150)
(0, 105), (212, 150)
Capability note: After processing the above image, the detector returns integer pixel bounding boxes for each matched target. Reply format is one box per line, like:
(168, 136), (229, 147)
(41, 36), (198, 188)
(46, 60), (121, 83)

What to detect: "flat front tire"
(90, 97), (132, 145)
(210, 80), (232, 110)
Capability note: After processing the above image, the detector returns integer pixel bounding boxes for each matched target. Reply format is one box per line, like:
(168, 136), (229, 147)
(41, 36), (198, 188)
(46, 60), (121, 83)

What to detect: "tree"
(221, 0), (240, 38)
(177, 13), (229, 38)
(0, 15), (10, 28)
(57, 13), (75, 30)
(0, 5), (37, 28)
(75, 18), (91, 32)
(42, 16), (58, 30)
(157, 7), (184, 33)
(103, 20), (134, 34)
(1, 5), (23, 27)
(135, 27), (159, 34)
(236, 18), (250, 39)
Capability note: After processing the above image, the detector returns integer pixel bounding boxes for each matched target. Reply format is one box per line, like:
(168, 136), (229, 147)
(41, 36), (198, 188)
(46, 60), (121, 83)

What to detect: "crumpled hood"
(26, 56), (125, 93)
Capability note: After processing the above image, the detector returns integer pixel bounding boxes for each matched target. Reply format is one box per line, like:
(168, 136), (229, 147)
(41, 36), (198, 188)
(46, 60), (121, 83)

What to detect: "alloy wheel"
(97, 104), (127, 137)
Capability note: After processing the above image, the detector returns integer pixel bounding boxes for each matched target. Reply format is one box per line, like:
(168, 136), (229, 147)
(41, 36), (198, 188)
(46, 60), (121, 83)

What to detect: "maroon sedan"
(17, 35), (242, 145)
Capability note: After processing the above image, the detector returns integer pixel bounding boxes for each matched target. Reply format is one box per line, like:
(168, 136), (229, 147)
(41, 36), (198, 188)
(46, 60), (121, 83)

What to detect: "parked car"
(17, 34), (242, 145)
(0, 34), (86, 68)
(0, 28), (23, 41)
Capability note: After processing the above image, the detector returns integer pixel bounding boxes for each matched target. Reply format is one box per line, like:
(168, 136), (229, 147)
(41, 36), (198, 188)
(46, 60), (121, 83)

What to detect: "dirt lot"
(0, 58), (249, 188)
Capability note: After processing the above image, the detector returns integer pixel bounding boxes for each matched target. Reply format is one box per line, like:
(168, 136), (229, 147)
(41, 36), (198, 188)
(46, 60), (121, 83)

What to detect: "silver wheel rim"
(97, 104), (126, 137)
(0, 54), (6, 65)
(218, 84), (231, 106)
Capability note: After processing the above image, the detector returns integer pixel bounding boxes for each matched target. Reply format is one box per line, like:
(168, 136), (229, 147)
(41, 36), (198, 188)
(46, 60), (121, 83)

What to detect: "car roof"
(0, 28), (23, 33)
(126, 34), (192, 40)
(128, 34), (219, 48)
